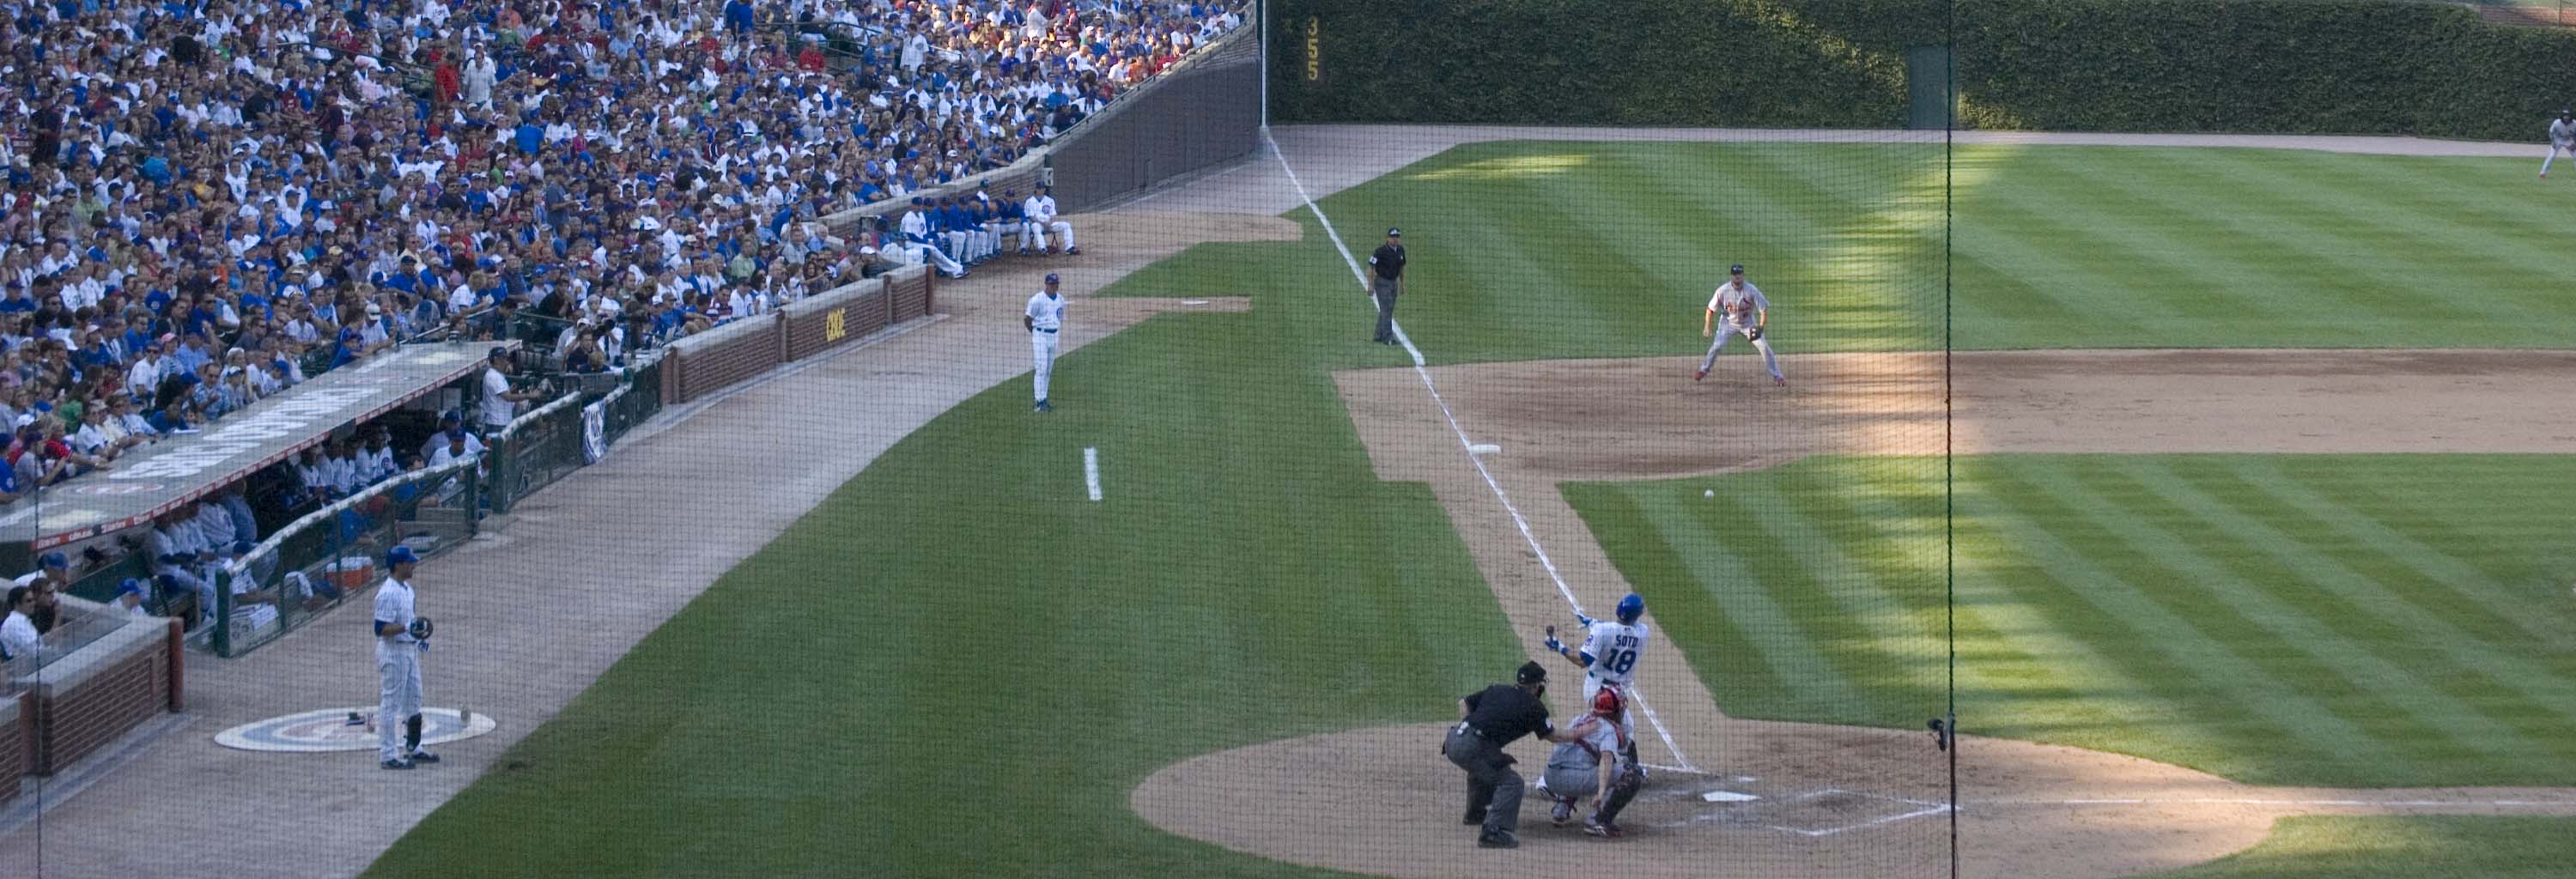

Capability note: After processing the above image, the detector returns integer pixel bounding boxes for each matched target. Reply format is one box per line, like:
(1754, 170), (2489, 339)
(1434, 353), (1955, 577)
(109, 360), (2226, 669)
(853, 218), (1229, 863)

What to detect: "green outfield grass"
(1114, 141), (2576, 356)
(2159, 816), (2576, 879)
(365, 243), (1520, 876)
(1563, 454), (2576, 788)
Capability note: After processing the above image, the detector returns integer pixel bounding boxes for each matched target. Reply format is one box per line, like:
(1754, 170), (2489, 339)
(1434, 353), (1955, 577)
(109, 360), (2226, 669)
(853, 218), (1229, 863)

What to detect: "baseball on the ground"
(1704, 489), (1716, 498)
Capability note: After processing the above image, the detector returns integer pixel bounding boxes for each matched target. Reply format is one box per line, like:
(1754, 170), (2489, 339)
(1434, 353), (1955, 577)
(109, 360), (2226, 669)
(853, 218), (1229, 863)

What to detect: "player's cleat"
(1550, 798), (1576, 827)
(1583, 819), (1624, 839)
(1692, 368), (1707, 382)
(1034, 399), (1052, 413)
(380, 757), (415, 771)
(1476, 831), (1519, 848)
(344, 712), (368, 727)
(1461, 809), (1485, 826)
(1066, 247), (1081, 256)
(407, 749), (440, 764)
(1773, 375), (1788, 386)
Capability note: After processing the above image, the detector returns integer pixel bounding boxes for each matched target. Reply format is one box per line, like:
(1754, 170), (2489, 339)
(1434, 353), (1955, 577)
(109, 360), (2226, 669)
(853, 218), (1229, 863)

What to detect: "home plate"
(1467, 444), (1502, 455)
(1703, 790), (1761, 803)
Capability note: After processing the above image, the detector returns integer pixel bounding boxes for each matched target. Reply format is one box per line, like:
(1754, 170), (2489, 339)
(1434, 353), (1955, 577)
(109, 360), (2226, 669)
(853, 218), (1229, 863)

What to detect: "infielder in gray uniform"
(2545, 110), (2575, 179)
(1697, 264), (1787, 386)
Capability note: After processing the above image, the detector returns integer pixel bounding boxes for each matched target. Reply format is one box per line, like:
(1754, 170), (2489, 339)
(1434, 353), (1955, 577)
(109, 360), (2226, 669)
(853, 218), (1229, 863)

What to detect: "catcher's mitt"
(408, 616), (434, 640)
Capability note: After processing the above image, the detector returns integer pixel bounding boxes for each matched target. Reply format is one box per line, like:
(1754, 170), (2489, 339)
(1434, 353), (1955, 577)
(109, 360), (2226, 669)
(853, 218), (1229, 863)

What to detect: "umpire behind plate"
(1443, 660), (1583, 849)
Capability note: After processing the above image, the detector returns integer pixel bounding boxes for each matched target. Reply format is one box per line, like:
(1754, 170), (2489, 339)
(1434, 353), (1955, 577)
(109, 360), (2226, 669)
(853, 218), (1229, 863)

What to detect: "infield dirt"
(1127, 349), (2576, 878)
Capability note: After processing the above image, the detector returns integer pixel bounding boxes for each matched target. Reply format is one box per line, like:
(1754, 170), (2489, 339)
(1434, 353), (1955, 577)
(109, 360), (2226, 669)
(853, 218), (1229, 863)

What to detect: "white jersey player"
(1697, 264), (1785, 386)
(372, 546), (438, 769)
(1542, 592), (1650, 776)
(1024, 274), (1065, 413)
(2545, 110), (2575, 179)
(1023, 184), (1077, 255)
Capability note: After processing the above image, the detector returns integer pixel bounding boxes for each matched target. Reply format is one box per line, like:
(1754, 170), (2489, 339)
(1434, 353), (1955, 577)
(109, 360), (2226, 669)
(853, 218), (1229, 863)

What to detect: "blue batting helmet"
(386, 546), (420, 567)
(37, 551), (67, 569)
(1615, 593), (1645, 624)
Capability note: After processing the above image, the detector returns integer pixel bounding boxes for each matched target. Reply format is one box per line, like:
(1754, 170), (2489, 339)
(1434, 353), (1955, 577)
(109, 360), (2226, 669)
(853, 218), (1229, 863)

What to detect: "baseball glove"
(408, 616), (434, 640)
(1746, 326), (1765, 342)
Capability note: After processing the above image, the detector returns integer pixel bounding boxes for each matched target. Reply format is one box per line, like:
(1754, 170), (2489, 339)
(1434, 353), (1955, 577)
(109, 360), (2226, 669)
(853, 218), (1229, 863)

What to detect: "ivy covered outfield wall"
(1267, 0), (2576, 141)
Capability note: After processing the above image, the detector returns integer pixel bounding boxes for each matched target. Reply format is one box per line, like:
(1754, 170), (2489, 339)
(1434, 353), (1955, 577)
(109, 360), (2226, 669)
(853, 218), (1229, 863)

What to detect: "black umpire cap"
(1729, 264), (1746, 275)
(1387, 227), (1401, 237)
(1516, 660), (1547, 685)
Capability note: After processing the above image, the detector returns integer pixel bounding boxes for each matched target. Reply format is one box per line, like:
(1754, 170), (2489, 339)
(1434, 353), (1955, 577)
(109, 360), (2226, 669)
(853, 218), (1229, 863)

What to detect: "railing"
(211, 455), (486, 658)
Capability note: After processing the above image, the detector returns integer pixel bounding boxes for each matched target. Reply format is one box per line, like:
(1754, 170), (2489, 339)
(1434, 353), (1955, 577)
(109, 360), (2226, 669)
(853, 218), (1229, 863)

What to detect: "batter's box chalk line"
(1656, 787), (1955, 837)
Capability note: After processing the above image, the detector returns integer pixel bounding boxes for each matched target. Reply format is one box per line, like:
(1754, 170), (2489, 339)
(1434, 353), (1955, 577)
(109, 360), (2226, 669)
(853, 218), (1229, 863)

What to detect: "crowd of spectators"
(0, 0), (1248, 501)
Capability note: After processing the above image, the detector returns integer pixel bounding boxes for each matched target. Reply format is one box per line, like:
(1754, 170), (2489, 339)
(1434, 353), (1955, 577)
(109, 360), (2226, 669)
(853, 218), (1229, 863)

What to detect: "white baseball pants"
(908, 241), (964, 275)
(2546, 142), (2574, 176)
(1701, 324), (1783, 381)
(1031, 329), (1059, 402)
(378, 646), (423, 761)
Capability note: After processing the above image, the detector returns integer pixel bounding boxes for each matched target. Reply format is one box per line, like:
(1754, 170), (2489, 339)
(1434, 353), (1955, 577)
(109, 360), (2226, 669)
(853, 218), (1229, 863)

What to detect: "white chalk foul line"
(1262, 130), (1699, 774)
(1084, 447), (1103, 502)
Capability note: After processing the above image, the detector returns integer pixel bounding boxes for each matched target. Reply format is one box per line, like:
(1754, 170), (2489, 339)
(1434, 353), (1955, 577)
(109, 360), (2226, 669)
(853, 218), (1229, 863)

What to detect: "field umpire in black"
(1445, 660), (1580, 848)
(1369, 227), (1405, 344)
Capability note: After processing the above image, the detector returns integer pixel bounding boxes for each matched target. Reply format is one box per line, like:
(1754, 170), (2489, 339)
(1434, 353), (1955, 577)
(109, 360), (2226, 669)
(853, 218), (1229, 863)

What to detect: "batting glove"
(1543, 635), (1565, 653)
(1574, 613), (1596, 628)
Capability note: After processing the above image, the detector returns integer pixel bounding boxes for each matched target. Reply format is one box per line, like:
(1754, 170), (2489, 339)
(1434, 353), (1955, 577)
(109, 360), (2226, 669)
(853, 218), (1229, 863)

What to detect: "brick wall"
(32, 624), (172, 774)
(0, 694), (26, 805)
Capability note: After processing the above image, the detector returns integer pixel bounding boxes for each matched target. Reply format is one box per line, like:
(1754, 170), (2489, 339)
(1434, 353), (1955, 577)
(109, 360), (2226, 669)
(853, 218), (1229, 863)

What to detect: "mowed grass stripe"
(1991, 149), (2293, 327)
(2275, 151), (2576, 270)
(1734, 470), (1942, 700)
(1974, 462), (2398, 769)
(1730, 146), (1948, 350)
(2228, 457), (2575, 651)
(1943, 484), (2194, 757)
(2126, 458), (2576, 771)
(1649, 488), (1874, 717)
(2268, 457), (2576, 607)
(2182, 151), (2555, 324)
(1565, 486), (1800, 710)
(2164, 458), (2576, 707)
(2033, 460), (2506, 768)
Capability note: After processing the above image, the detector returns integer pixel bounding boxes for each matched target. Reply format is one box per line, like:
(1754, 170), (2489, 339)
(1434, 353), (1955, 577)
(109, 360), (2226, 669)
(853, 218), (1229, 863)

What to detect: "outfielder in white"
(1024, 185), (1077, 255)
(1697, 264), (1786, 386)
(1025, 274), (1066, 413)
(2544, 110), (2575, 179)
(1543, 592), (1650, 777)
(372, 546), (439, 769)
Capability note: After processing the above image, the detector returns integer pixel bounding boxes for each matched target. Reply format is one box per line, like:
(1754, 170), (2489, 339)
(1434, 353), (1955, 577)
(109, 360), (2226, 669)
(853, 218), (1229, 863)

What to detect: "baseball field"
(362, 134), (2576, 877)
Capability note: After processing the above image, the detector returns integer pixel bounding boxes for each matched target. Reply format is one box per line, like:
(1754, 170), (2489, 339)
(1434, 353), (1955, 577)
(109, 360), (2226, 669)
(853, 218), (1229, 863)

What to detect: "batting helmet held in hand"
(1592, 686), (1625, 718)
(1615, 593), (1645, 624)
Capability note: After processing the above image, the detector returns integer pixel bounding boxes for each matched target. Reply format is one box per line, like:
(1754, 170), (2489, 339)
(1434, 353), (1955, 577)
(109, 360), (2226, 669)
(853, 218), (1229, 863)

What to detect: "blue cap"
(116, 578), (143, 597)
(1044, 273), (1060, 284)
(489, 346), (511, 361)
(232, 541), (254, 555)
(386, 545), (420, 566)
(1729, 264), (1745, 274)
(38, 551), (67, 569)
